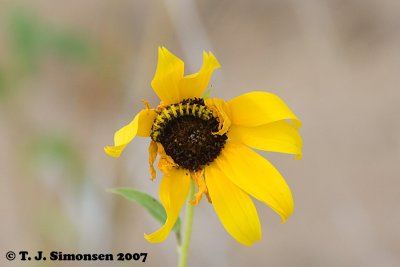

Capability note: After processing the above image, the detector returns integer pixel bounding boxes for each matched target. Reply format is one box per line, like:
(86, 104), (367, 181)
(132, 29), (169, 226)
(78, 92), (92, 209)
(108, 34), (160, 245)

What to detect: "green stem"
(178, 180), (195, 267)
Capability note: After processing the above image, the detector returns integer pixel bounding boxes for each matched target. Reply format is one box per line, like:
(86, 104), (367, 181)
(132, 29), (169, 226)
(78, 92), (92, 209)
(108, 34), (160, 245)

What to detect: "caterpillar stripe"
(150, 98), (213, 142)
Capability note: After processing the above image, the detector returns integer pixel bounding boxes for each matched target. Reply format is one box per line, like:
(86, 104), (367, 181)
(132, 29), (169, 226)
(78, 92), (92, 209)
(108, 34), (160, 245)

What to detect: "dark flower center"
(150, 98), (227, 170)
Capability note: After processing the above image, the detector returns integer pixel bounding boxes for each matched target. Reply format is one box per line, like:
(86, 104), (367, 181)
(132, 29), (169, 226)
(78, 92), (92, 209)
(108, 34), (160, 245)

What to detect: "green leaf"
(109, 187), (181, 242)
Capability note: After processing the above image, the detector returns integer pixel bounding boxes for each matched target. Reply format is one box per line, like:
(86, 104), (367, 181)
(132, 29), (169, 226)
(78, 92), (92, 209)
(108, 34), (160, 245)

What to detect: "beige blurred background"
(1, 0), (399, 266)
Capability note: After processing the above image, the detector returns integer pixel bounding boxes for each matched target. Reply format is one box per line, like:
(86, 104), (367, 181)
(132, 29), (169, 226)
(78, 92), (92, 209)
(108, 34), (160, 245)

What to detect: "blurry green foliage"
(0, 8), (98, 101)
(109, 188), (182, 244)
(8, 11), (44, 72)
(45, 28), (94, 63)
(26, 134), (85, 187)
(8, 10), (94, 68)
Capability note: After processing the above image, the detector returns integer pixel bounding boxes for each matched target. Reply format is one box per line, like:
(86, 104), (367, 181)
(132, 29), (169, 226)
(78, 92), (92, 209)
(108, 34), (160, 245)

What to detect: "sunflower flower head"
(105, 47), (302, 246)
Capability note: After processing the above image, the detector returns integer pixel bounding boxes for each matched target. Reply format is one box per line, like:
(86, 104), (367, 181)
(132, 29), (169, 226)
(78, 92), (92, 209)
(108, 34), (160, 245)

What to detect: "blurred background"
(1, 0), (399, 266)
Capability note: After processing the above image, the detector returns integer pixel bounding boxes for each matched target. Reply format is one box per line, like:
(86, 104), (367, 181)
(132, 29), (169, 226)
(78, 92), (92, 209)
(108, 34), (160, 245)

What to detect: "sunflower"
(105, 47), (302, 246)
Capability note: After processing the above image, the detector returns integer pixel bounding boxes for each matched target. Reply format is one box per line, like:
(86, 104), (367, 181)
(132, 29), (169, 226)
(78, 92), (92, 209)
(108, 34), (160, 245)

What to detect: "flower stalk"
(178, 180), (195, 267)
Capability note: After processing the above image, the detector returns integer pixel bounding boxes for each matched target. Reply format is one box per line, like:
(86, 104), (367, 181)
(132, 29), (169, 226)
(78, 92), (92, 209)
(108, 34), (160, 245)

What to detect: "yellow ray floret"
(144, 168), (190, 243)
(214, 141), (294, 222)
(228, 91), (301, 128)
(151, 47), (220, 105)
(104, 109), (157, 157)
(228, 120), (303, 159)
(206, 161), (262, 246)
(179, 51), (220, 101)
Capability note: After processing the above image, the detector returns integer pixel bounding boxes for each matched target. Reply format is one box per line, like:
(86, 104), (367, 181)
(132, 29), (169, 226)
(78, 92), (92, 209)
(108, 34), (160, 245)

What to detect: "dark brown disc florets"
(150, 98), (227, 170)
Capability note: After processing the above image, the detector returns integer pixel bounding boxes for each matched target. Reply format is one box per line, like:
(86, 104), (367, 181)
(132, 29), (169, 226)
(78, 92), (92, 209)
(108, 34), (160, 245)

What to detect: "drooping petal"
(228, 120), (303, 159)
(228, 91), (301, 128)
(215, 141), (294, 222)
(206, 163), (261, 246)
(179, 51), (220, 100)
(104, 109), (157, 157)
(151, 47), (184, 105)
(144, 168), (190, 243)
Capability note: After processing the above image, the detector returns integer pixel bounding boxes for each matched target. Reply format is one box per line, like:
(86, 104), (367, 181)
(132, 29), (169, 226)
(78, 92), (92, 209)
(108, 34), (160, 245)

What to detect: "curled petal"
(191, 169), (207, 205)
(215, 141), (294, 222)
(180, 51), (220, 100)
(104, 109), (157, 157)
(144, 168), (190, 243)
(156, 142), (178, 176)
(228, 91), (301, 128)
(206, 163), (261, 246)
(205, 98), (231, 135)
(148, 141), (158, 180)
(151, 47), (184, 105)
(228, 120), (303, 159)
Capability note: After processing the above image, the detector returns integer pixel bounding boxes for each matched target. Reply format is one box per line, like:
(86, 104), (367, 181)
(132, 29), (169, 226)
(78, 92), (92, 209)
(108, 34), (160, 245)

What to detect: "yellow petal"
(104, 109), (157, 157)
(215, 141), (294, 222)
(228, 120), (303, 159)
(179, 51), (220, 100)
(228, 91), (301, 128)
(206, 163), (261, 246)
(151, 47), (184, 105)
(144, 168), (190, 243)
